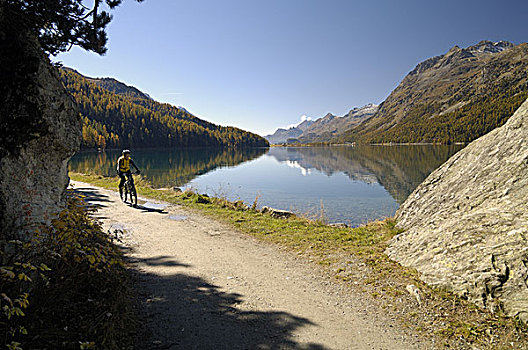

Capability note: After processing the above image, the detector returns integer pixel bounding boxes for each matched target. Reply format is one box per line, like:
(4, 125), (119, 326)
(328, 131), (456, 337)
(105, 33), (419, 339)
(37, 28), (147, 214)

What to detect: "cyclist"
(117, 149), (140, 201)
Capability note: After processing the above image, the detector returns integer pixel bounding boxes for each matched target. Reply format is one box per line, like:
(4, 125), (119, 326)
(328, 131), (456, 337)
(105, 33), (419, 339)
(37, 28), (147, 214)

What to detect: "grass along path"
(70, 172), (528, 349)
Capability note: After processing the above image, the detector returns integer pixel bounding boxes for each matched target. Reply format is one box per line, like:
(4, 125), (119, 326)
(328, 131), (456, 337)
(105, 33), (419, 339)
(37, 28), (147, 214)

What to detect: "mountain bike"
(122, 171), (138, 207)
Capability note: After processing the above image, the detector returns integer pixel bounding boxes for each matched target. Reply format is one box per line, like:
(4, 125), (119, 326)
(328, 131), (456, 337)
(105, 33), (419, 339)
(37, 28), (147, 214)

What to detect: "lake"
(69, 145), (463, 226)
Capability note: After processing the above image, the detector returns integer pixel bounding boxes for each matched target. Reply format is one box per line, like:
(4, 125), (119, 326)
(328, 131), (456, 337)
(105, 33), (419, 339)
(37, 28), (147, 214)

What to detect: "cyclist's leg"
(118, 172), (126, 200)
(118, 172), (127, 189)
(126, 171), (137, 206)
(125, 171), (133, 185)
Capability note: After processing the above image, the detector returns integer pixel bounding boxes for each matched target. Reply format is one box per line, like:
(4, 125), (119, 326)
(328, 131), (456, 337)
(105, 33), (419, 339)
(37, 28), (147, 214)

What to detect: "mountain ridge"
(336, 40), (528, 144)
(60, 68), (269, 149)
(265, 103), (378, 144)
(299, 104), (378, 143)
(63, 67), (153, 100)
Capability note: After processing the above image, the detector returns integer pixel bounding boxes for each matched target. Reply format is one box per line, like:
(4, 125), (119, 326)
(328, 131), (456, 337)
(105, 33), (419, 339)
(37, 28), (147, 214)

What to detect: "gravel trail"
(71, 181), (429, 350)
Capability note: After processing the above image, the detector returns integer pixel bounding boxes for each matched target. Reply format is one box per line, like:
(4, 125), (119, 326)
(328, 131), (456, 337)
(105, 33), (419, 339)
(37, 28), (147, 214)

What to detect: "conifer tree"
(3, 0), (144, 55)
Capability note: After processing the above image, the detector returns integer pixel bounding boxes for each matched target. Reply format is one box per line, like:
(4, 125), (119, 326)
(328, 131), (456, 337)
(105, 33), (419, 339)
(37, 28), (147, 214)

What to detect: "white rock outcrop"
(387, 98), (528, 321)
(0, 16), (81, 240)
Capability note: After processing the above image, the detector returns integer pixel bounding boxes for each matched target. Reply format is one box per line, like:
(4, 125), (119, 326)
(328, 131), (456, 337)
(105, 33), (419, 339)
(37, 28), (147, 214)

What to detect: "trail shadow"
(130, 261), (326, 350)
(131, 204), (168, 214)
(73, 185), (168, 214)
(72, 187), (112, 209)
(129, 255), (192, 268)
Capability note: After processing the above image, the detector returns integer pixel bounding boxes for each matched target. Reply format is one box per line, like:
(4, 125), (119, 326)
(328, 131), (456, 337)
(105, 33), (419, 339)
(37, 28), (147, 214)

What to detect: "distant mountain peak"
(344, 104), (379, 119)
(297, 119), (314, 131)
(447, 45), (461, 54)
(446, 41), (513, 56)
(410, 40), (515, 77)
(467, 40), (513, 54)
(264, 104), (378, 144)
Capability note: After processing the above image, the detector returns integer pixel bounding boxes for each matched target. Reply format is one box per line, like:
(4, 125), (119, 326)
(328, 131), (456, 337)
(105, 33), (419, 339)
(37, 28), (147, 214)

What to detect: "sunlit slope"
(337, 41), (528, 144)
(60, 68), (269, 149)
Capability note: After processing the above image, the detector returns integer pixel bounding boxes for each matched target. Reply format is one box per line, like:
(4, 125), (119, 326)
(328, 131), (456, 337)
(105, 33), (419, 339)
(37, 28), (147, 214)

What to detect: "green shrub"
(1, 191), (135, 349)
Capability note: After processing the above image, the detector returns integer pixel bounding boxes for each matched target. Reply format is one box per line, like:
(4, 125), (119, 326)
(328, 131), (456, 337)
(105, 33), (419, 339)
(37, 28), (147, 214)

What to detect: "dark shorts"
(118, 171), (133, 188)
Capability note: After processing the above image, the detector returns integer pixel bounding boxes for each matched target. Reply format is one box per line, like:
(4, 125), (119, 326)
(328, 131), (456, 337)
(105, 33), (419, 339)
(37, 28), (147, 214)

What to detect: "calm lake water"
(69, 145), (463, 226)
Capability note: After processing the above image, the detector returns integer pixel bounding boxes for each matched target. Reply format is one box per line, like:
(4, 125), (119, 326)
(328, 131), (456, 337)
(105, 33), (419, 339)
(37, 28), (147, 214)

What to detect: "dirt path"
(71, 181), (429, 350)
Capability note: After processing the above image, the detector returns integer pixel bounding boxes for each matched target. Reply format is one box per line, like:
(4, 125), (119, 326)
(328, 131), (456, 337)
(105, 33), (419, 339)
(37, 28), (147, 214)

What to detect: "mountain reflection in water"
(267, 145), (463, 204)
(69, 145), (462, 224)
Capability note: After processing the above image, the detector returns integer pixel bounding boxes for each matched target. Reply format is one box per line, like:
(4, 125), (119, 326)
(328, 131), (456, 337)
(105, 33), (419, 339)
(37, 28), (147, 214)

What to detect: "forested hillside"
(60, 69), (269, 149)
(336, 41), (528, 144)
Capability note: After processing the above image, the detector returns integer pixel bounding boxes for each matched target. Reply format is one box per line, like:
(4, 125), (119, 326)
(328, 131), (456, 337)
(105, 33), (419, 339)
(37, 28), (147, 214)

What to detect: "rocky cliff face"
(387, 97), (528, 321)
(0, 12), (81, 240)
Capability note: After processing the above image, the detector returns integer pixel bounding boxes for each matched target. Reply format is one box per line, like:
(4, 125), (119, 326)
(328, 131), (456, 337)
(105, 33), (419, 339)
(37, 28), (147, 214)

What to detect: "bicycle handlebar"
(118, 170), (141, 175)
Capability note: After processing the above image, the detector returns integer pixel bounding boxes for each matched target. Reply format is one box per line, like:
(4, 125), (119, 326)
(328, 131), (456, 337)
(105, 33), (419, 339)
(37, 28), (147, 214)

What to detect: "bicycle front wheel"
(130, 184), (137, 206)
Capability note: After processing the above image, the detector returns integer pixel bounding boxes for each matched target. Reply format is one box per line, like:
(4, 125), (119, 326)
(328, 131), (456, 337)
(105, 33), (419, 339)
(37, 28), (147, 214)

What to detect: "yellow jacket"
(117, 156), (138, 173)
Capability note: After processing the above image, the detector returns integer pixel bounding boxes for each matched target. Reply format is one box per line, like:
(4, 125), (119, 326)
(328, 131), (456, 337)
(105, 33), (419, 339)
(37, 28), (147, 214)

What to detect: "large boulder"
(0, 9), (81, 240)
(387, 97), (528, 321)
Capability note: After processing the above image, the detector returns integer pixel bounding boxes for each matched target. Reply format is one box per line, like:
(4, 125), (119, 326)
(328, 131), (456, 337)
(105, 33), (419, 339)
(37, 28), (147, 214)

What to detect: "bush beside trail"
(1, 191), (136, 349)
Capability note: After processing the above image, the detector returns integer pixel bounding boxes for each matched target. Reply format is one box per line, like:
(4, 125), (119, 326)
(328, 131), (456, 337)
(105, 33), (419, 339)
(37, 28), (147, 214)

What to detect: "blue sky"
(55, 0), (528, 136)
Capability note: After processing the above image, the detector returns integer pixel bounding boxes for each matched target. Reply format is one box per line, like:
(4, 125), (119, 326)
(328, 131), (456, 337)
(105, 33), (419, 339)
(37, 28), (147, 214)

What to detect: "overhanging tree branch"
(4, 0), (144, 55)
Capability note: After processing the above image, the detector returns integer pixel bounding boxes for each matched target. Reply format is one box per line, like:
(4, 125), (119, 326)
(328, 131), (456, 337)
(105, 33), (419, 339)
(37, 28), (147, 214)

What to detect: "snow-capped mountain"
(264, 104), (378, 144)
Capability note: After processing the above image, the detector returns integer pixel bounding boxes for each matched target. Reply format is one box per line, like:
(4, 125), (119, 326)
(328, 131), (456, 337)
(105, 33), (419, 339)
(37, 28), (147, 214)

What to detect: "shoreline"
(270, 142), (467, 147)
